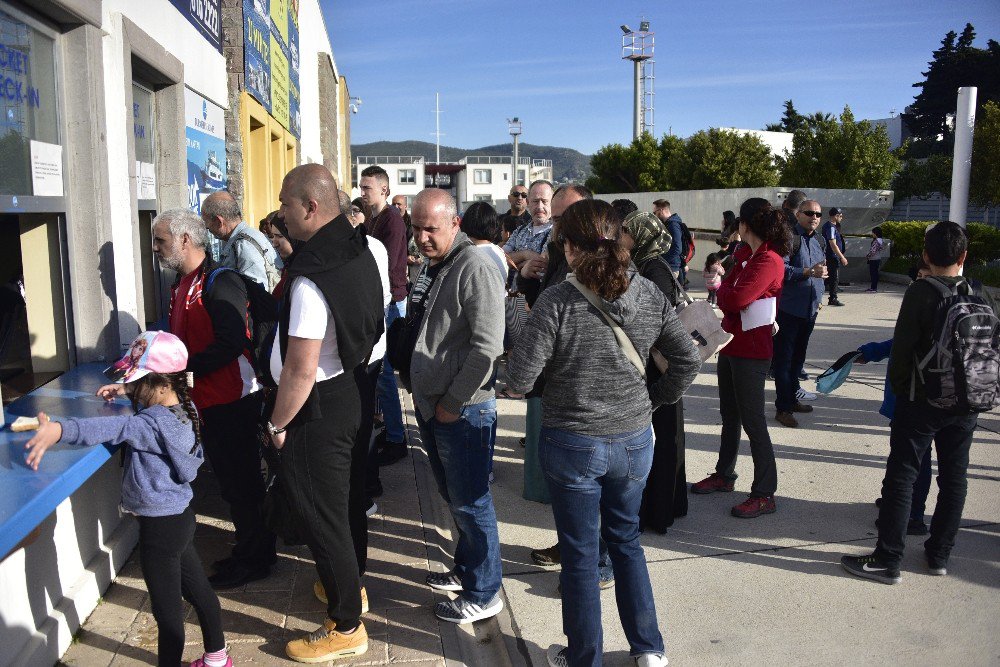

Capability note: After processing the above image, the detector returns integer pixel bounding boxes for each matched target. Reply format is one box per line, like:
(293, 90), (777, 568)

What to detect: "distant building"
(355, 155), (554, 208)
(719, 128), (795, 160)
(867, 116), (911, 151)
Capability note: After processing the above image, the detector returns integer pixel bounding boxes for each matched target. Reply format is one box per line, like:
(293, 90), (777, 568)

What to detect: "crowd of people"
(21, 169), (997, 667)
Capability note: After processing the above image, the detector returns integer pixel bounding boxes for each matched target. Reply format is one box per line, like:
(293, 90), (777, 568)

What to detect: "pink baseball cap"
(104, 331), (189, 383)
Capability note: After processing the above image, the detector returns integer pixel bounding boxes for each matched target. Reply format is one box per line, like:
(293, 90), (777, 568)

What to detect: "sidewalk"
(490, 282), (1000, 666)
(60, 282), (999, 666)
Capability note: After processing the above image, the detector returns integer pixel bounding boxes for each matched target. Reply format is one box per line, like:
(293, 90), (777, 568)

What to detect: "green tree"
(680, 129), (779, 189)
(891, 154), (953, 202)
(765, 100), (804, 132)
(904, 24), (1000, 156)
(658, 134), (691, 190)
(970, 100), (1000, 207)
(585, 133), (665, 193)
(780, 106), (900, 189)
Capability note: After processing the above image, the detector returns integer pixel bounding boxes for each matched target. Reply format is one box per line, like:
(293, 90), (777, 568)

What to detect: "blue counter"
(0, 364), (131, 559)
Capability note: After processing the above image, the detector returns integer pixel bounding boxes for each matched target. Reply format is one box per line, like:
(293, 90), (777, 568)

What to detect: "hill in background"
(351, 140), (591, 183)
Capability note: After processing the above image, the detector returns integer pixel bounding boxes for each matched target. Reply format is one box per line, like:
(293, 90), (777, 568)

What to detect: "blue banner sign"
(169, 0), (223, 53)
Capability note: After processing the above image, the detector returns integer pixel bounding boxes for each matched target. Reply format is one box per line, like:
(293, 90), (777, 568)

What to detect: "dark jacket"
(663, 214), (684, 271)
(779, 223), (826, 318)
(369, 205), (409, 301)
(278, 215), (384, 423)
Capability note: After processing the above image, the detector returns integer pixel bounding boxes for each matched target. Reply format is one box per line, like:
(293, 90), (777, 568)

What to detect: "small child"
(25, 332), (232, 667)
(703, 252), (725, 305)
(865, 226), (885, 292)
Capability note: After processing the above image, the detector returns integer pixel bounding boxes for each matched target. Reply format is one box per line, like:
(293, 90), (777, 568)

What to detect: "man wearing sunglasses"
(773, 199), (828, 428)
(499, 185), (531, 243)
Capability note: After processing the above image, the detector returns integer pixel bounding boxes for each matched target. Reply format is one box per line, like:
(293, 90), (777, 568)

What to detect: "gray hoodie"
(58, 404), (203, 517)
(409, 233), (505, 421)
(506, 270), (701, 436)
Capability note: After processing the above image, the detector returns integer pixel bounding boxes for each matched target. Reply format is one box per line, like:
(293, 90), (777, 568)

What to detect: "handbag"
(664, 266), (733, 363)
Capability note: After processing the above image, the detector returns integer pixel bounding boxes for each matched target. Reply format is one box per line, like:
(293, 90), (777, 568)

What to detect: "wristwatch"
(266, 421), (286, 436)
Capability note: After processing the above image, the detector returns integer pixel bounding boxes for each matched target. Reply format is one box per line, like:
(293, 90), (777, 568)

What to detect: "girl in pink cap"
(25, 331), (232, 667)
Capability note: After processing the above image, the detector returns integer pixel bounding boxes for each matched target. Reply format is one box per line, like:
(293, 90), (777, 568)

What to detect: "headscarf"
(623, 210), (672, 266)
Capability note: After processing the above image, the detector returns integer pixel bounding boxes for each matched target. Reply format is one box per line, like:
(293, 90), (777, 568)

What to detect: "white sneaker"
(434, 595), (503, 624)
(635, 653), (669, 666)
(796, 388), (817, 401)
(546, 644), (568, 667)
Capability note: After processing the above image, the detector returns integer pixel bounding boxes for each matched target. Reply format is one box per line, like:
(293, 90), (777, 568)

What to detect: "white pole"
(435, 93), (441, 164)
(633, 60), (641, 140)
(949, 86), (977, 227)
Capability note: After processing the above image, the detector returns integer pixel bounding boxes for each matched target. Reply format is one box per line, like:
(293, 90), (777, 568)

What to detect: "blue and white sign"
(169, 0), (223, 53)
(184, 88), (227, 213)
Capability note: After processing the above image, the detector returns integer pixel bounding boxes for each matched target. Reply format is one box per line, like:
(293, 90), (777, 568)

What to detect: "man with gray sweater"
(408, 188), (506, 624)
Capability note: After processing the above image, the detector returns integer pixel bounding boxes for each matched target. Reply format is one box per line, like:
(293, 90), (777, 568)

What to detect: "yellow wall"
(338, 76), (351, 188)
(239, 91), (298, 228)
(20, 215), (69, 373)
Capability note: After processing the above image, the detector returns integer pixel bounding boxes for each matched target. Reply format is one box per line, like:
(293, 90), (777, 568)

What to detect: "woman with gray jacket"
(506, 199), (700, 667)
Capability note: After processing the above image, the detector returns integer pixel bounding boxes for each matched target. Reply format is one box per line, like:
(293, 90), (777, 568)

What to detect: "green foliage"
(765, 100), (803, 132)
(880, 220), (1000, 264)
(587, 130), (777, 194)
(904, 24), (1000, 156)
(966, 263), (1000, 288)
(780, 106), (899, 189)
(891, 154), (953, 202)
(680, 129), (779, 189)
(970, 100), (1000, 207)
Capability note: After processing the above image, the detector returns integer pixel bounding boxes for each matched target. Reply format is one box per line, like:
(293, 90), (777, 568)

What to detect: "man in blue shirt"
(202, 191), (279, 289)
(774, 199), (827, 428)
(822, 207), (849, 306)
(654, 199), (684, 279)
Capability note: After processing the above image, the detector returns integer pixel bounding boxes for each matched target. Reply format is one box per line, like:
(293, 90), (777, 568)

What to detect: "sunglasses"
(799, 211), (822, 218)
(511, 192), (528, 199)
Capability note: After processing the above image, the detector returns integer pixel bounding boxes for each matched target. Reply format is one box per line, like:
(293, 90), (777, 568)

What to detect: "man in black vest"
(268, 164), (383, 663)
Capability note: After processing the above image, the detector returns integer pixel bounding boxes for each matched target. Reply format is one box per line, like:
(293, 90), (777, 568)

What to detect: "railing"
(461, 156), (532, 165)
(355, 156), (425, 165)
(532, 159), (553, 167)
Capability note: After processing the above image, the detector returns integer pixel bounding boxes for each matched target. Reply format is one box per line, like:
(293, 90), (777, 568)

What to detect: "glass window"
(0, 8), (58, 196)
(473, 194), (492, 202)
(132, 83), (155, 164)
(516, 169), (526, 186)
(398, 169), (415, 184)
(474, 169), (491, 184)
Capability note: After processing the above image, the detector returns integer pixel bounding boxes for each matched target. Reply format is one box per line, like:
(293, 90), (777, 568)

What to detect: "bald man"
(201, 190), (279, 288)
(408, 188), (506, 624)
(269, 164), (384, 663)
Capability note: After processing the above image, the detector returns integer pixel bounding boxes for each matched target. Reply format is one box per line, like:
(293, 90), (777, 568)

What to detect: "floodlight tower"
(621, 20), (655, 139)
(508, 117), (522, 185)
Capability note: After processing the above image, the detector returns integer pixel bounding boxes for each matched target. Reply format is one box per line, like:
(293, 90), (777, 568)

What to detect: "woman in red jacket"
(691, 198), (791, 518)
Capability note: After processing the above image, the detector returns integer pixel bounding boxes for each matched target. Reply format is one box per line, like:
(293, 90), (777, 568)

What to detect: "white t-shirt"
(368, 237), (391, 361)
(269, 276), (344, 381)
(478, 244), (508, 296)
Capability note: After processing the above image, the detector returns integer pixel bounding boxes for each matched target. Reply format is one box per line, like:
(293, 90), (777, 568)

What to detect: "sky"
(320, 0), (1000, 156)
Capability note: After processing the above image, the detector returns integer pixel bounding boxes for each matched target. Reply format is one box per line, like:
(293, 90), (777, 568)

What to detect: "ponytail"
(560, 200), (631, 301)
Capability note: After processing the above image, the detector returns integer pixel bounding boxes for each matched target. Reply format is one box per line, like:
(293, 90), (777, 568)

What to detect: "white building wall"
(720, 128), (794, 160)
(297, 0), (334, 165)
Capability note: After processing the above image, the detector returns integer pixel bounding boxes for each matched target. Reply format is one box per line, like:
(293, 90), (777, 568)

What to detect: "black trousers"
(825, 260), (840, 301)
(281, 372), (363, 628)
(201, 391), (276, 568)
(868, 260), (881, 290)
(716, 355), (778, 496)
(639, 399), (687, 532)
(874, 398), (977, 567)
(139, 509), (224, 666)
(352, 360), (381, 576)
(773, 310), (817, 413)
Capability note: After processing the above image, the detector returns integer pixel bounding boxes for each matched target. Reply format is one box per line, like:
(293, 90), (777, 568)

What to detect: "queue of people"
(20, 171), (996, 667)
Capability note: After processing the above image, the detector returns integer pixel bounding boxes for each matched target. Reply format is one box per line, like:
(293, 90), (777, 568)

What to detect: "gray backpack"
(914, 277), (1000, 414)
(234, 232), (281, 292)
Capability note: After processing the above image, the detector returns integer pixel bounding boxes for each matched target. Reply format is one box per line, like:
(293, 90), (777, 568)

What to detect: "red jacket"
(717, 242), (785, 359)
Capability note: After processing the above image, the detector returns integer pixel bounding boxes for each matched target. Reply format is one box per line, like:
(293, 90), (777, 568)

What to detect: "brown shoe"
(286, 619), (368, 663)
(775, 411), (798, 427)
(791, 402), (813, 413)
(313, 582), (369, 614)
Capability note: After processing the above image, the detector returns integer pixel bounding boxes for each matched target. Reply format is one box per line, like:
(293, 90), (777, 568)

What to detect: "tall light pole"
(949, 86), (977, 228)
(508, 117), (522, 186)
(621, 21), (655, 140)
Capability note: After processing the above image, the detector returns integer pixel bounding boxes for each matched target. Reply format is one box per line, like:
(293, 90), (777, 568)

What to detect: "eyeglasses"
(511, 192), (528, 199)
(799, 211), (822, 218)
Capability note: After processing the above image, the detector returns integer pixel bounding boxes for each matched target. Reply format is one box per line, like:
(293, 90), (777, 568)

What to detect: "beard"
(156, 246), (185, 272)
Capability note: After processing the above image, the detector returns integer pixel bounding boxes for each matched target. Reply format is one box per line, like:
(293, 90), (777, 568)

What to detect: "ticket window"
(131, 81), (165, 328)
(0, 213), (70, 402)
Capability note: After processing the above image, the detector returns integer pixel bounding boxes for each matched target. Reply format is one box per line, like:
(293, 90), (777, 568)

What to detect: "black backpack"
(679, 222), (695, 264)
(205, 267), (279, 379)
(914, 277), (1000, 414)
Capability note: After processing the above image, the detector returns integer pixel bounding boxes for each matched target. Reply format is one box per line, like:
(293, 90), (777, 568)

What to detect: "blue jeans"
(378, 300), (407, 442)
(773, 309), (817, 413)
(541, 425), (663, 666)
(416, 398), (502, 606)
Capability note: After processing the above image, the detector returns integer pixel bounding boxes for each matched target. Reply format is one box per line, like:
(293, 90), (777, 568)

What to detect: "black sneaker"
(840, 554), (901, 585)
(925, 551), (947, 576)
(376, 440), (408, 467)
(530, 544), (560, 567)
(425, 570), (463, 591)
(829, 299), (845, 306)
(434, 595), (503, 624)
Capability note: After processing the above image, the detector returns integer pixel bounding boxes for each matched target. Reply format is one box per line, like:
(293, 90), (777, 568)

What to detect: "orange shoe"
(313, 581), (369, 614)
(285, 619), (368, 663)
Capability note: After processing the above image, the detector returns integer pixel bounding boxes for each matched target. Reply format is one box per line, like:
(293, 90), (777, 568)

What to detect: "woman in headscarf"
(259, 210), (301, 299)
(621, 210), (688, 533)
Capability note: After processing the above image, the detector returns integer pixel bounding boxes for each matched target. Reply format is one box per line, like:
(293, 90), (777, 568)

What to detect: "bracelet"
(266, 421), (286, 436)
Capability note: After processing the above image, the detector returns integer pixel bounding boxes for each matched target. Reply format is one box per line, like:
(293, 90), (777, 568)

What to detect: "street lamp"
(508, 117), (522, 186)
(621, 20), (655, 139)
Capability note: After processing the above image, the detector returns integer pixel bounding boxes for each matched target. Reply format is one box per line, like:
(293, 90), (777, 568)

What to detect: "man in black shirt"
(498, 184), (531, 243)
